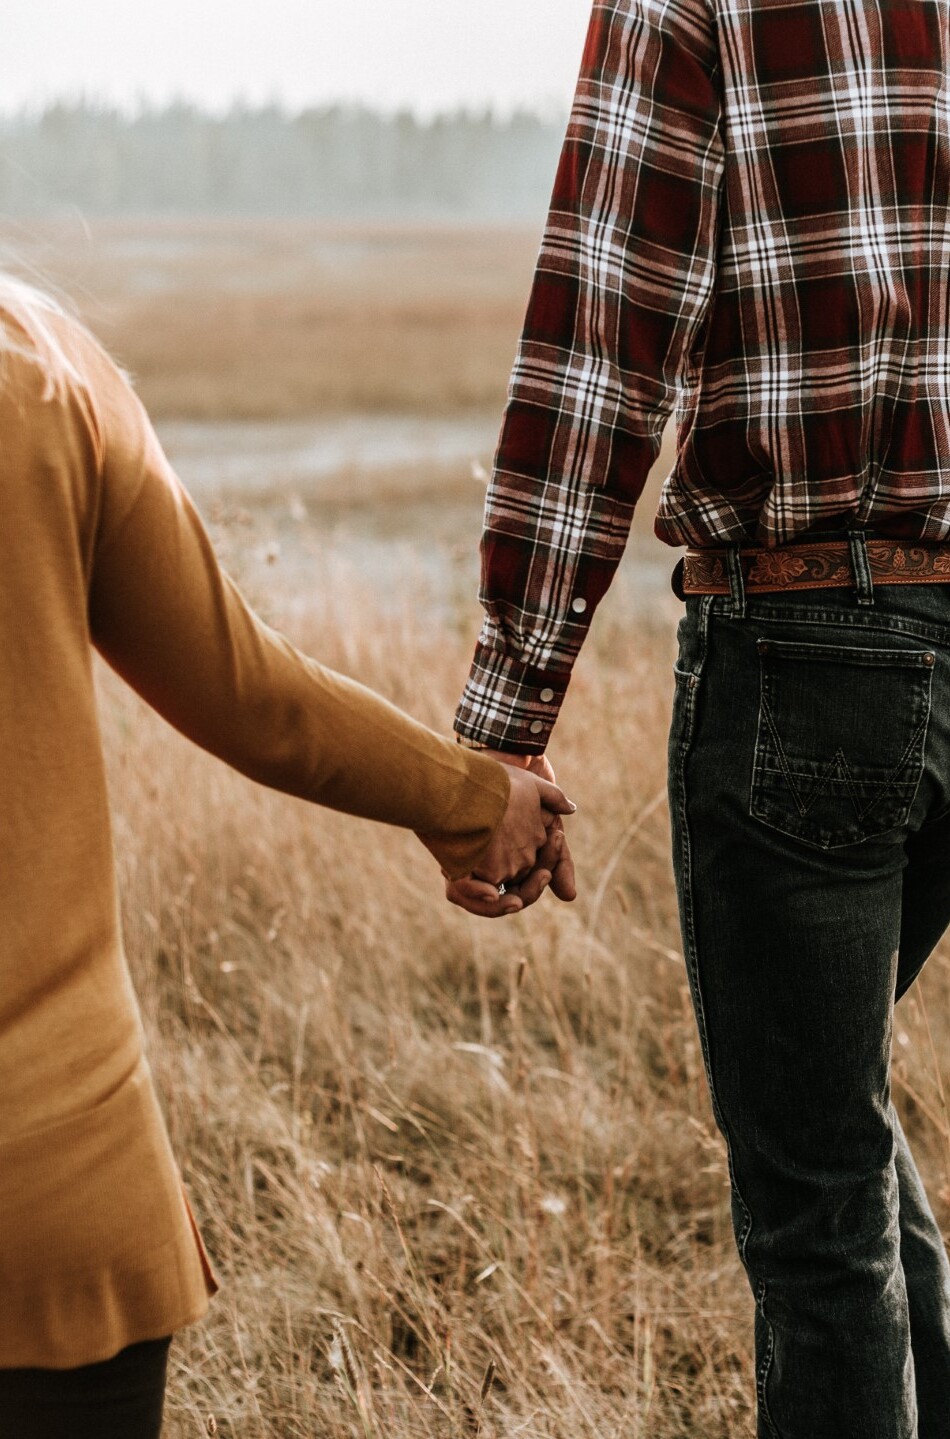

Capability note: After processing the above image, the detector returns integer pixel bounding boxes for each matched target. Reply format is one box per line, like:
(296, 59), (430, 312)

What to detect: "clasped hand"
(444, 753), (577, 918)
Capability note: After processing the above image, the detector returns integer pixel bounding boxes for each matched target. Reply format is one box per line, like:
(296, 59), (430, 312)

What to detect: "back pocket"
(751, 636), (934, 849)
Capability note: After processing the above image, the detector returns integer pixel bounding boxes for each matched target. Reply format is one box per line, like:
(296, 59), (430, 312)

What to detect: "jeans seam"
(755, 1279), (781, 1437)
(675, 602), (776, 1431)
(678, 759), (774, 1423)
(679, 592), (783, 1427)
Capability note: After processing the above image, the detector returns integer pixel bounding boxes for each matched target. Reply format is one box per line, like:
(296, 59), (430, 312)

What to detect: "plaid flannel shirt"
(455, 0), (950, 754)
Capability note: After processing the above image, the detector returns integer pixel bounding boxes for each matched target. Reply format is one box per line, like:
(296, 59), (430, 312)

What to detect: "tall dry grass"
(99, 544), (950, 1439)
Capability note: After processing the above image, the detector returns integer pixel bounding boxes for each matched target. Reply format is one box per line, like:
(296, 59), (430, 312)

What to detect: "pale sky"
(2, 1), (591, 117)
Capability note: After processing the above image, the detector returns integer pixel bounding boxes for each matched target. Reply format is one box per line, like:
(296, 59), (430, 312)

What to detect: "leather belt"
(682, 539), (950, 595)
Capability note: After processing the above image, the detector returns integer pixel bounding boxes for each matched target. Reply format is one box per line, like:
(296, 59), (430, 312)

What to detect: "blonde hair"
(0, 274), (83, 401)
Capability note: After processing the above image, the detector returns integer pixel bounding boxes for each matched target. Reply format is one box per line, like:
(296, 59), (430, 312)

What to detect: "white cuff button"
(529, 720), (545, 735)
(571, 597), (588, 614)
(540, 687), (555, 703)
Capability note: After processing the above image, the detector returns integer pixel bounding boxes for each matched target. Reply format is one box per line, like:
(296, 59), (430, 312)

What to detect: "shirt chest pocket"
(750, 636), (934, 850)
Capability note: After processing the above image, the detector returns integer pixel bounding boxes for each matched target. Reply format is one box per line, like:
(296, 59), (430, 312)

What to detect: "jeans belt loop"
(726, 544), (747, 618)
(848, 527), (875, 607)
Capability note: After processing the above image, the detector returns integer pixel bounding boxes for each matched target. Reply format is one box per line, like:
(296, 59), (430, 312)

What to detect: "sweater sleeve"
(81, 332), (510, 881)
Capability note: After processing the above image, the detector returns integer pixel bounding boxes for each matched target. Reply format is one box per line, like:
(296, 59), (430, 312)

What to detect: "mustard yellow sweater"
(0, 312), (509, 1369)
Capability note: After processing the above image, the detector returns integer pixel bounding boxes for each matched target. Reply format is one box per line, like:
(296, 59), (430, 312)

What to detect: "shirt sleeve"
(455, 0), (724, 753)
(78, 330), (510, 881)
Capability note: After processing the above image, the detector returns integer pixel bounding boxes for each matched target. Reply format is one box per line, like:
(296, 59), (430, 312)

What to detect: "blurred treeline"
(0, 102), (565, 219)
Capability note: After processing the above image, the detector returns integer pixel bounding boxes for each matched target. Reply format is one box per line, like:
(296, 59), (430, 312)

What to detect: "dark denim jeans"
(0, 1335), (171, 1439)
(669, 565), (950, 1438)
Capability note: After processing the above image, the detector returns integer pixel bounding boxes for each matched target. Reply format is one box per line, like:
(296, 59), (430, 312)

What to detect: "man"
(447, 1), (950, 1434)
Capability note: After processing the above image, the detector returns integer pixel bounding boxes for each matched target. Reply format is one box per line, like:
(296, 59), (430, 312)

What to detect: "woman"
(0, 278), (573, 1438)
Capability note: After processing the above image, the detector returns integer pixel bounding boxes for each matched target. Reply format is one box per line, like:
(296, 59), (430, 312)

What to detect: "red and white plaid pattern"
(456, 0), (950, 753)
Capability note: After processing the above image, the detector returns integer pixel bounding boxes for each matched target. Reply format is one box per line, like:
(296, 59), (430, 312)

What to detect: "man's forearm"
(455, 0), (724, 754)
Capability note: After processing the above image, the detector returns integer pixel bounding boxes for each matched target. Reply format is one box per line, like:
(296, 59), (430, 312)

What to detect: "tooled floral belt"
(682, 539), (950, 595)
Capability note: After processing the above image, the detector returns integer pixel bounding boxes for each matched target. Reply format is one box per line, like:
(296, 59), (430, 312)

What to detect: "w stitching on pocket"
(751, 637), (933, 848)
(760, 690), (929, 823)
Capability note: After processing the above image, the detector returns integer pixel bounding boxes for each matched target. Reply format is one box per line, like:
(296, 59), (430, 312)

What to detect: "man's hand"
(492, 751), (577, 903)
(473, 765), (575, 884)
(444, 751), (577, 917)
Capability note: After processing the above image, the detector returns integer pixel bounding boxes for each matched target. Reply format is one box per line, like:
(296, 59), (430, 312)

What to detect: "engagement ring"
(497, 883), (507, 896)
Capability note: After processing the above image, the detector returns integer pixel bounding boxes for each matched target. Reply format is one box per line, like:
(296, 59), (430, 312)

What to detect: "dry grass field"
(2, 217), (546, 417)
(103, 571), (760, 1438)
(102, 562), (950, 1439)
(8, 219), (950, 1434)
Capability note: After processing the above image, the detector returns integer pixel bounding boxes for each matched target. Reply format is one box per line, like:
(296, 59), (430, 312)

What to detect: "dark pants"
(670, 557), (950, 1437)
(0, 1335), (171, 1439)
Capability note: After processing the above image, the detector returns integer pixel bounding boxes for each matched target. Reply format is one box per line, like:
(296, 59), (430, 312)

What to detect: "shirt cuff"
(454, 633), (570, 755)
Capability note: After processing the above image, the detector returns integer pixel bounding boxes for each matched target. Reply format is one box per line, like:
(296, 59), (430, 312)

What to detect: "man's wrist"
(455, 638), (568, 755)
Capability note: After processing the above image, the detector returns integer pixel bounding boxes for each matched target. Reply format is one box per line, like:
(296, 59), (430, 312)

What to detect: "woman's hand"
(445, 824), (567, 918)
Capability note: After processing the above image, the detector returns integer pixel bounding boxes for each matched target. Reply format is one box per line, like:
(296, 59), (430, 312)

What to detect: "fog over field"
(0, 105), (566, 220)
